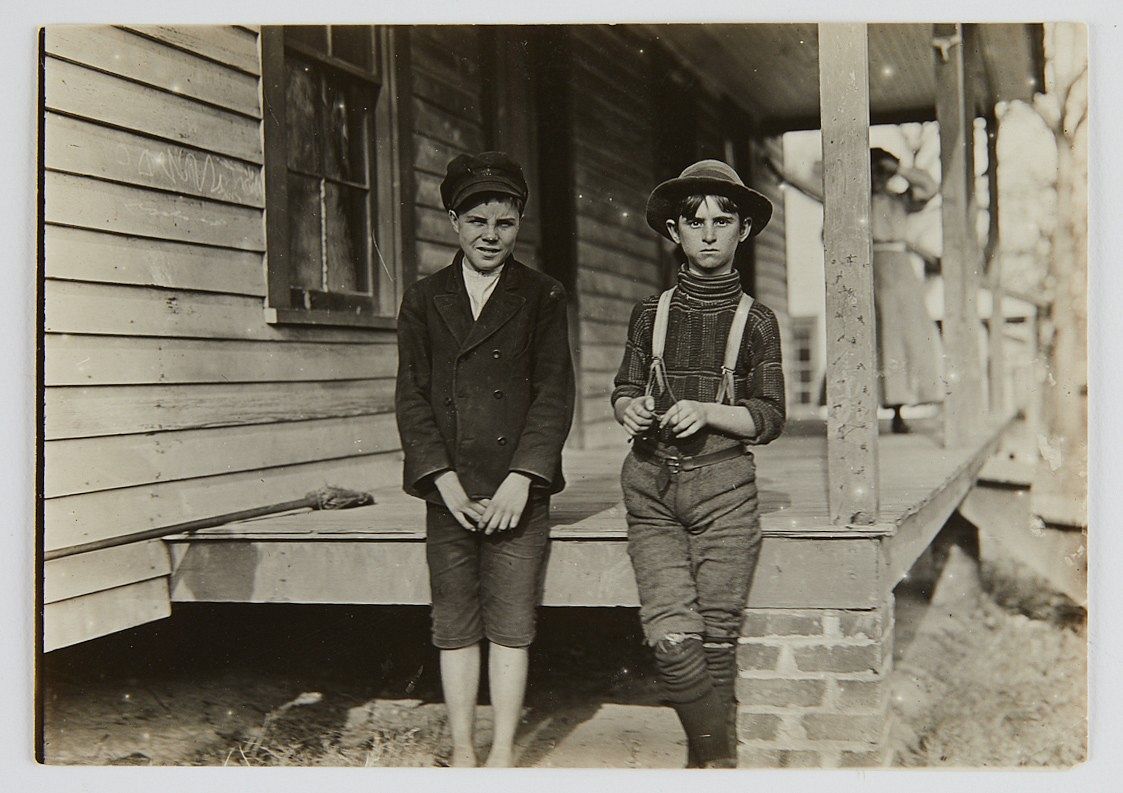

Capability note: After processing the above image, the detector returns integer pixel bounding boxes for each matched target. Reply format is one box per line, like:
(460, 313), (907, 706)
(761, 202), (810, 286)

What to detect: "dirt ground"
(40, 540), (1086, 769)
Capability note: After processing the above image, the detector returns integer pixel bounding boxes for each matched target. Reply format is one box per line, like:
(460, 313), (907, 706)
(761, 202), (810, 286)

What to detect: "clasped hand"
(619, 396), (709, 438)
(434, 470), (531, 534)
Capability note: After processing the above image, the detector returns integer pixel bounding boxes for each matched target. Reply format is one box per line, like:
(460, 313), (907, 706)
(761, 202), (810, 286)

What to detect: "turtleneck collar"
(676, 265), (743, 301)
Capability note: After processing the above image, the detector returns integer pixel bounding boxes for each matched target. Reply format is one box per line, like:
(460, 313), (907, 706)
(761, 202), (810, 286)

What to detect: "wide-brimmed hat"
(645, 159), (773, 239)
(440, 151), (529, 212)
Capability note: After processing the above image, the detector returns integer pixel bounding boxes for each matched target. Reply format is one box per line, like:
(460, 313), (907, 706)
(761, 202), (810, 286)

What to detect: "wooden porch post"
(984, 110), (1007, 416)
(818, 23), (879, 525)
(935, 22), (985, 447)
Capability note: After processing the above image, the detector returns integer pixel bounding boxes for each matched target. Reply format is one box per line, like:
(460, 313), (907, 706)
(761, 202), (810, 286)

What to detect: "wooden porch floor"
(166, 419), (1010, 609)
(179, 419), (1005, 542)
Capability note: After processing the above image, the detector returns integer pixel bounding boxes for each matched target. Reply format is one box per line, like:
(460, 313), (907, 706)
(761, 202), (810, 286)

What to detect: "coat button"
(497, 436), (508, 446)
(493, 389), (504, 399)
(444, 396), (453, 405)
(492, 349), (502, 359)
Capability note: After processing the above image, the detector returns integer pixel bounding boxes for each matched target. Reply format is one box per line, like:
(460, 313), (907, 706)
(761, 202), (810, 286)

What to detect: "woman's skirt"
(872, 248), (945, 407)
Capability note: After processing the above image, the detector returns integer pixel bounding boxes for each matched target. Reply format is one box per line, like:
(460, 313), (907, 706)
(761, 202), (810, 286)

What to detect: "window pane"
(285, 56), (322, 173)
(287, 173), (323, 290)
(286, 26), (327, 54)
(330, 26), (372, 70)
(324, 183), (371, 294)
(324, 79), (371, 184)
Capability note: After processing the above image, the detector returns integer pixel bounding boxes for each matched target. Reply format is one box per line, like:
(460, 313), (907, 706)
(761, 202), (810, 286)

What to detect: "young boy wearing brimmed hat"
(396, 151), (575, 767)
(612, 160), (786, 768)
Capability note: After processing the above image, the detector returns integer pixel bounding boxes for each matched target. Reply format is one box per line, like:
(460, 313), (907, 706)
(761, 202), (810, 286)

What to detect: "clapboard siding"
(408, 31), (486, 282)
(45, 335), (395, 386)
(44, 541), (171, 605)
(40, 26), (403, 648)
(44, 114), (264, 209)
(46, 280), (382, 344)
(568, 28), (661, 447)
(45, 26), (261, 118)
(45, 452), (404, 553)
(44, 578), (171, 652)
(45, 172), (264, 251)
(44, 226), (265, 296)
(46, 379), (396, 440)
(45, 414), (399, 498)
(750, 136), (793, 401)
(122, 25), (261, 75)
(44, 57), (262, 164)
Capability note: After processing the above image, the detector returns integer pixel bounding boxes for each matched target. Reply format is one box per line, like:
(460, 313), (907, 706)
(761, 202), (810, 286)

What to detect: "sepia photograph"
(23, 2), (1106, 785)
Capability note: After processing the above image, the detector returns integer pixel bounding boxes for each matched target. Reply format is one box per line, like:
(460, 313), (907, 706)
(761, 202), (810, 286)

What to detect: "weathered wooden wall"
(568, 27), (662, 448)
(410, 26), (541, 276)
(41, 26), (404, 649)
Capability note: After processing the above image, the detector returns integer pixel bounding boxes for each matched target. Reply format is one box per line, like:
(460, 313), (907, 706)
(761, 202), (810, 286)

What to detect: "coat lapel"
(433, 253), (473, 346)
(461, 259), (526, 355)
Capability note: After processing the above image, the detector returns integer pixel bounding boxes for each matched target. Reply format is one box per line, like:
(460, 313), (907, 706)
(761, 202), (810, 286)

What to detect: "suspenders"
(645, 287), (754, 405)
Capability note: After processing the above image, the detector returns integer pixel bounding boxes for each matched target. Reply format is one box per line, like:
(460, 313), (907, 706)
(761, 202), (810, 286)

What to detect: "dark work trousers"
(622, 446), (763, 764)
(622, 449), (763, 645)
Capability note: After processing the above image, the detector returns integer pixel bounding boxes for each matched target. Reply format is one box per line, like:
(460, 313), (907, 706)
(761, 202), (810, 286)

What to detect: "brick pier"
(735, 597), (895, 767)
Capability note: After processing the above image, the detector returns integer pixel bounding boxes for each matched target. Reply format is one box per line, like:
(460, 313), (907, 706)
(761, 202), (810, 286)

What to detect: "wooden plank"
(577, 267), (656, 303)
(414, 205), (453, 244)
(936, 22), (985, 447)
(576, 215), (660, 262)
(45, 172), (264, 251)
(44, 540), (170, 604)
(46, 379), (396, 440)
(45, 281), (386, 344)
(44, 577), (170, 652)
(411, 96), (485, 152)
(580, 319), (632, 345)
(44, 451), (404, 552)
(413, 132), (471, 175)
(44, 335), (394, 386)
(122, 25), (261, 75)
(818, 23), (880, 526)
(576, 241), (660, 286)
(580, 345), (625, 374)
(44, 225), (264, 296)
(579, 292), (637, 323)
(166, 533), (880, 609)
(417, 240), (456, 276)
(45, 114), (264, 208)
(45, 26), (260, 117)
(45, 413), (399, 498)
(44, 57), (262, 164)
(411, 66), (482, 121)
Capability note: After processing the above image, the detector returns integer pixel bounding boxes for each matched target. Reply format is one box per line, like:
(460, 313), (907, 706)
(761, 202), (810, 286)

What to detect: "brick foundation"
(735, 596), (895, 768)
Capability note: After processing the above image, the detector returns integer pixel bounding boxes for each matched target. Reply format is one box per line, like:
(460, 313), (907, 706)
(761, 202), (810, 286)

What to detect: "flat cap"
(440, 151), (529, 212)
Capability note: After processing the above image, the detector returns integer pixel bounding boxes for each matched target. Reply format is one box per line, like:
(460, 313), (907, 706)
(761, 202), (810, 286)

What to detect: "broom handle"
(43, 494), (320, 562)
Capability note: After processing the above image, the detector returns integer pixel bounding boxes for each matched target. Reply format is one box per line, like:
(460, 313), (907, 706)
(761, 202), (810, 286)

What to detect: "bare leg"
(484, 642), (529, 767)
(440, 644), (481, 767)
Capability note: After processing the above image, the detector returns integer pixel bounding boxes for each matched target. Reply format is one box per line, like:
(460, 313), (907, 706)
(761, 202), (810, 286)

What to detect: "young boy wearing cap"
(396, 151), (575, 767)
(612, 160), (786, 767)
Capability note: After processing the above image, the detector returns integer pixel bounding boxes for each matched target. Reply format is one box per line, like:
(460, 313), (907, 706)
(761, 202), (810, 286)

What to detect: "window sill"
(265, 307), (397, 330)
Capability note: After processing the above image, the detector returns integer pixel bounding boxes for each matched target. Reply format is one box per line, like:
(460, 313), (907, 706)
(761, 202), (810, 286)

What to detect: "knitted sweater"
(611, 267), (786, 455)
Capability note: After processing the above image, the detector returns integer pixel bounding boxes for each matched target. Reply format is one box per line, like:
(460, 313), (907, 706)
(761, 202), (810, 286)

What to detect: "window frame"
(261, 25), (409, 329)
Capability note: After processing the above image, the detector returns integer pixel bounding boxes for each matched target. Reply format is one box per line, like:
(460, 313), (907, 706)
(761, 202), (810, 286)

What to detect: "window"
(261, 26), (406, 327)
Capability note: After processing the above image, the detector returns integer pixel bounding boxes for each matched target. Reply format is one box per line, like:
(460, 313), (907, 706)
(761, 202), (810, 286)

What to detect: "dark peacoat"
(395, 252), (575, 503)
